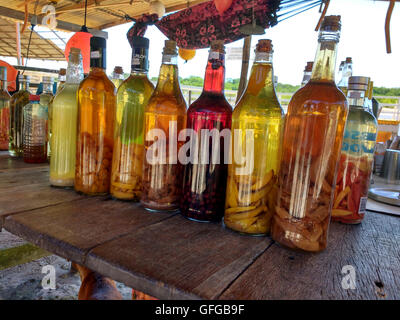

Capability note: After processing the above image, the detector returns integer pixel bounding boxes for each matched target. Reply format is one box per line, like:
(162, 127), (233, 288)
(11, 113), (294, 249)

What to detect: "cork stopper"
(210, 40), (225, 53)
(163, 40), (177, 55)
(345, 57), (352, 63)
(320, 15), (341, 32)
(304, 61), (313, 72)
(0, 66), (6, 81)
(256, 39), (273, 53)
(59, 68), (66, 76)
(114, 66), (123, 74)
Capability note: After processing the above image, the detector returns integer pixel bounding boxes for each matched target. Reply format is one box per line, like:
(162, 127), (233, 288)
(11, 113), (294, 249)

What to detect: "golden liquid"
(110, 73), (154, 200)
(75, 68), (116, 195)
(9, 89), (29, 157)
(49, 83), (79, 187)
(224, 63), (284, 235)
(271, 80), (348, 252)
(141, 63), (187, 211)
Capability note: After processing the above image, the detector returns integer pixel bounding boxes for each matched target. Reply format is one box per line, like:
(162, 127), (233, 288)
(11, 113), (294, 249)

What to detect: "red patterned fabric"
(127, 0), (280, 49)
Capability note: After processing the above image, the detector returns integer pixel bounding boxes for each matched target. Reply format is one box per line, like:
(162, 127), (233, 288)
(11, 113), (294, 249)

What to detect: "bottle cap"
(114, 66), (123, 74)
(90, 36), (106, 50)
(163, 40), (177, 55)
(0, 66), (6, 81)
(320, 15), (341, 32)
(304, 61), (313, 72)
(90, 37), (107, 69)
(59, 68), (66, 76)
(256, 39), (273, 53)
(345, 57), (352, 63)
(210, 40), (225, 54)
(348, 76), (369, 91)
(29, 94), (40, 101)
(69, 48), (82, 64)
(131, 36), (150, 49)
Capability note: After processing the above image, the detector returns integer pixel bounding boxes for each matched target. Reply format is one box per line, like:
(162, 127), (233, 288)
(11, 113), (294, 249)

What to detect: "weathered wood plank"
(0, 157), (48, 171)
(0, 167), (49, 189)
(86, 215), (272, 300)
(4, 199), (175, 264)
(219, 211), (400, 300)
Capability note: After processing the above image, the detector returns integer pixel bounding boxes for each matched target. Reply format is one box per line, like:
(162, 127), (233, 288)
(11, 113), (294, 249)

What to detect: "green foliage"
(276, 83), (300, 93)
(373, 87), (400, 97)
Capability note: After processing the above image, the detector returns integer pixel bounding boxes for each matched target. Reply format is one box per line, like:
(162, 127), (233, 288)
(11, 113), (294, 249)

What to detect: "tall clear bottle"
(0, 67), (11, 150)
(111, 66), (125, 89)
(180, 40), (232, 222)
(300, 61), (313, 87)
(332, 76), (377, 224)
(9, 75), (30, 157)
(111, 37), (154, 200)
(271, 16), (348, 252)
(23, 94), (48, 163)
(40, 77), (54, 159)
(337, 57), (352, 96)
(141, 40), (187, 211)
(75, 37), (116, 195)
(50, 48), (84, 187)
(224, 40), (284, 235)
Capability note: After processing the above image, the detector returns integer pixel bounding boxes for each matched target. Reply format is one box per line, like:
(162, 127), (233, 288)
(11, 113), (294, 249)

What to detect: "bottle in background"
(111, 66), (125, 89)
(300, 61), (313, 87)
(40, 76), (54, 160)
(75, 36), (116, 195)
(337, 57), (352, 96)
(271, 16), (348, 252)
(23, 94), (48, 163)
(50, 48), (84, 187)
(9, 74), (30, 157)
(57, 68), (67, 93)
(141, 40), (187, 211)
(111, 36), (154, 201)
(224, 39), (284, 235)
(332, 76), (377, 224)
(364, 79), (374, 115)
(180, 40), (232, 222)
(0, 67), (11, 150)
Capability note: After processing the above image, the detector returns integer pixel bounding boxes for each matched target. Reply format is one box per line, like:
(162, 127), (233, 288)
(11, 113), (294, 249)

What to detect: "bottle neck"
(338, 62), (352, 87)
(21, 81), (29, 91)
(131, 46), (149, 73)
(246, 52), (276, 97)
(155, 55), (179, 94)
(43, 83), (53, 93)
(66, 54), (84, 84)
(203, 50), (225, 95)
(347, 89), (366, 109)
(1, 80), (7, 91)
(301, 71), (312, 87)
(311, 32), (340, 82)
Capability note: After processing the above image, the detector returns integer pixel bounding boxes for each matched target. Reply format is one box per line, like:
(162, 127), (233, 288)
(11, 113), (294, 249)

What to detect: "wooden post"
(188, 89), (192, 105)
(236, 36), (252, 104)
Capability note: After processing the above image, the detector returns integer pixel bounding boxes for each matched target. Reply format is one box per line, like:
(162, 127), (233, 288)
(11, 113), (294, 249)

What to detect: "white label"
(209, 51), (220, 60)
(358, 197), (368, 214)
(91, 51), (100, 58)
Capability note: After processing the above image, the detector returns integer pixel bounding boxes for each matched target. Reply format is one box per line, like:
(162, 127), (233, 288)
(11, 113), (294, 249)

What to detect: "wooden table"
(1, 152), (399, 300)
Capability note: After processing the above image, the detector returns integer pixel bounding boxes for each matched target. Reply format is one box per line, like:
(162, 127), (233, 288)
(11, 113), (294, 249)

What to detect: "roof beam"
(0, 6), (108, 38)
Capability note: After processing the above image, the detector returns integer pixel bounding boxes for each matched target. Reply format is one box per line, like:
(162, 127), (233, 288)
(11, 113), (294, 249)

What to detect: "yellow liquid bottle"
(141, 40), (187, 212)
(50, 48), (84, 187)
(75, 37), (116, 195)
(224, 40), (284, 235)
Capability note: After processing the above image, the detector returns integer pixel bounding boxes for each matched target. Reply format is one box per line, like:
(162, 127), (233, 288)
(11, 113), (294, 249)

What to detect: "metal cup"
(380, 149), (400, 184)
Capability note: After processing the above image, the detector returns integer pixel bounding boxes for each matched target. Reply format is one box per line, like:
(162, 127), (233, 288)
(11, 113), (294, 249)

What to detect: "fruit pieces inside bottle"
(271, 16), (348, 252)
(224, 39), (284, 235)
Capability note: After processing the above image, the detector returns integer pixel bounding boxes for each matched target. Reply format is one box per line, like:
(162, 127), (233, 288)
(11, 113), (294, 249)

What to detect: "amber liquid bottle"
(141, 40), (187, 211)
(224, 40), (284, 235)
(180, 41), (232, 222)
(271, 16), (349, 252)
(75, 37), (116, 195)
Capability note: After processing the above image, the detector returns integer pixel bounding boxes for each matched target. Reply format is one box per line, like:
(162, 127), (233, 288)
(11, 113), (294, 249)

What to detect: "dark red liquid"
(180, 93), (232, 221)
(23, 145), (47, 163)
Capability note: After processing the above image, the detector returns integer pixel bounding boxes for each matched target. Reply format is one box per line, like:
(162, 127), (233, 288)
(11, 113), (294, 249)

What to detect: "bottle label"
(90, 51), (101, 58)
(342, 130), (377, 154)
(358, 197), (368, 214)
(90, 48), (106, 69)
(131, 47), (149, 72)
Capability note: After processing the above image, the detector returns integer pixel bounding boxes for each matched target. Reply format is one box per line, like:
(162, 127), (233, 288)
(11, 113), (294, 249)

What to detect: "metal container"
(380, 149), (400, 184)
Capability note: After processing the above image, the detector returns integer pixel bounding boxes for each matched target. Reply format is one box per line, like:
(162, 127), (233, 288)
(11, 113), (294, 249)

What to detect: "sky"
(1, 0), (399, 87)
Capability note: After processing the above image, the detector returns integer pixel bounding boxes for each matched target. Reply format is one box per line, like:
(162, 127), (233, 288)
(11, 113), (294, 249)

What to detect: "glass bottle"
(364, 79), (374, 115)
(57, 68), (67, 92)
(75, 36), (116, 195)
(0, 67), (11, 150)
(141, 40), (187, 211)
(301, 61), (313, 87)
(270, 16), (349, 252)
(111, 66), (125, 89)
(332, 76), (377, 224)
(180, 40), (232, 222)
(40, 77), (54, 159)
(9, 75), (30, 157)
(111, 36), (154, 201)
(50, 48), (84, 187)
(23, 94), (48, 163)
(224, 40), (284, 235)
(337, 57), (352, 96)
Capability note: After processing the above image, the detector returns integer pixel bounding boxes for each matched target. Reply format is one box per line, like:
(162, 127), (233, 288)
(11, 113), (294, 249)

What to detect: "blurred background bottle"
(0, 67), (11, 150)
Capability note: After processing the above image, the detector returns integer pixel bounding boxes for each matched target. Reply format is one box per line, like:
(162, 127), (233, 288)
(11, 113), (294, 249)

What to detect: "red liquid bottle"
(180, 41), (232, 222)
